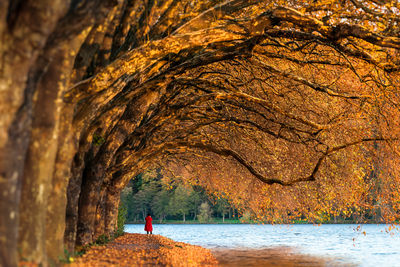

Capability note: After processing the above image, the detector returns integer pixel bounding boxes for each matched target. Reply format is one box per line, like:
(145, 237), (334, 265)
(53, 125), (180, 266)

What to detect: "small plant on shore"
(115, 203), (127, 238)
(59, 248), (84, 264)
(95, 234), (112, 245)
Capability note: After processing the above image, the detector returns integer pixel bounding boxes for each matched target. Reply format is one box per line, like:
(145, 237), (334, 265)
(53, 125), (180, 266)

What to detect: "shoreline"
(66, 233), (346, 267)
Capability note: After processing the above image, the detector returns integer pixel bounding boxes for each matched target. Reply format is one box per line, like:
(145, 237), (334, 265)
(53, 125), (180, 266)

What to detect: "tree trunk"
(0, 1), (69, 265)
(94, 189), (107, 240)
(18, 26), (88, 264)
(64, 157), (85, 252)
(142, 209), (147, 222)
(64, 124), (105, 251)
(45, 106), (75, 262)
(76, 170), (104, 246)
(104, 186), (122, 236)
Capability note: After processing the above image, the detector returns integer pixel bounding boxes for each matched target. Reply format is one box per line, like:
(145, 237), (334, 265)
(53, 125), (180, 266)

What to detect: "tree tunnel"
(1, 0), (400, 266)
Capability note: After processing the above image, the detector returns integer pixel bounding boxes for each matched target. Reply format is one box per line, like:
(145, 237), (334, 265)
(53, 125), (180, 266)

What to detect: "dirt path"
(68, 233), (217, 266)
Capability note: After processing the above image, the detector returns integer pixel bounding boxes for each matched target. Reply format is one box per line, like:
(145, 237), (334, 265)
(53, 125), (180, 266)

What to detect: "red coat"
(144, 216), (153, 231)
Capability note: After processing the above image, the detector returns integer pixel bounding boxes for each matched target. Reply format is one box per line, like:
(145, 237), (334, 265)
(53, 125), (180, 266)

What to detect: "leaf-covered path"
(68, 233), (218, 266)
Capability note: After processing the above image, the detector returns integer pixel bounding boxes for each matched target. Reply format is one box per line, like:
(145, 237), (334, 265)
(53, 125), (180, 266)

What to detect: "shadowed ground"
(212, 247), (355, 267)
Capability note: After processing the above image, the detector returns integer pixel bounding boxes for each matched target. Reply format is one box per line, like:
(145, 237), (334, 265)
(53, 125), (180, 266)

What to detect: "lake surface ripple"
(125, 224), (400, 266)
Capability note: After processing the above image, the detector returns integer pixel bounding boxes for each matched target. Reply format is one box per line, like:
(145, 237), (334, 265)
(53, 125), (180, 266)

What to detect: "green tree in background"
(215, 198), (230, 222)
(120, 187), (135, 222)
(132, 180), (159, 220)
(188, 190), (203, 220)
(152, 189), (171, 223)
(197, 202), (212, 223)
(168, 185), (192, 222)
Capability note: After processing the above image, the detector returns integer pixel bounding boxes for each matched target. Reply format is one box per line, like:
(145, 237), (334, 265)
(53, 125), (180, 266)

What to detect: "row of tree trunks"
(17, 23), (93, 263)
(75, 90), (160, 246)
(1, 0), (119, 265)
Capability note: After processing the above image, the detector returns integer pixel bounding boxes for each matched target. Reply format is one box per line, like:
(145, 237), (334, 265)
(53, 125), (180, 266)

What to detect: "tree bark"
(104, 186), (122, 236)
(17, 32), (85, 264)
(2, 0), (118, 264)
(0, 1), (69, 265)
(45, 104), (76, 262)
(17, 1), (111, 261)
(93, 189), (107, 240)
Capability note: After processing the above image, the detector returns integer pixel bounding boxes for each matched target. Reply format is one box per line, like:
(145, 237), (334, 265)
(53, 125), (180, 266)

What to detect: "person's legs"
(150, 231), (152, 234)
(146, 231), (149, 234)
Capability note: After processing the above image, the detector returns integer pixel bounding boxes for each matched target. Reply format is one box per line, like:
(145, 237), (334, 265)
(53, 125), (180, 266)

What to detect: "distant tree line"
(120, 169), (393, 225)
(120, 171), (237, 223)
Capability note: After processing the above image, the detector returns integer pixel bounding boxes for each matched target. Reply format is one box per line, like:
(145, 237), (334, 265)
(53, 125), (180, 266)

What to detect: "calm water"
(125, 224), (400, 266)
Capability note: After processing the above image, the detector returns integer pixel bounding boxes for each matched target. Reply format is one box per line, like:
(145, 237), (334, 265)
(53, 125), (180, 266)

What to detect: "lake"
(125, 224), (400, 266)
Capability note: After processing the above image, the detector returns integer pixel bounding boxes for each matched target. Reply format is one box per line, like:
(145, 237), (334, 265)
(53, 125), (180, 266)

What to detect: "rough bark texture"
(1, 1), (70, 265)
(1, 0), (400, 266)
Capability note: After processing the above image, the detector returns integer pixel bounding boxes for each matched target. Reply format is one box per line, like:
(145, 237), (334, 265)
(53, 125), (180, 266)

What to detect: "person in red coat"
(144, 213), (153, 234)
